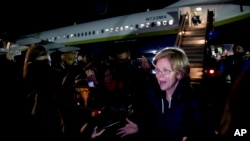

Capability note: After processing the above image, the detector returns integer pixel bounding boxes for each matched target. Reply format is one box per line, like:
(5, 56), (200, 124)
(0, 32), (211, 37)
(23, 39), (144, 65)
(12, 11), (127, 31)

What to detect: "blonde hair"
(152, 47), (190, 77)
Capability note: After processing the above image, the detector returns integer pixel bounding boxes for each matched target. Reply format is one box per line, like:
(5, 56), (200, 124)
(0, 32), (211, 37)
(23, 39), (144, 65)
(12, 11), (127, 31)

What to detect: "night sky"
(0, 0), (177, 41)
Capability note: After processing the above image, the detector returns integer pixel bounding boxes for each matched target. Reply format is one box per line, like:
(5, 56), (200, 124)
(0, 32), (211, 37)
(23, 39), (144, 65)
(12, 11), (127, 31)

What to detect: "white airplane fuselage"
(15, 0), (250, 51)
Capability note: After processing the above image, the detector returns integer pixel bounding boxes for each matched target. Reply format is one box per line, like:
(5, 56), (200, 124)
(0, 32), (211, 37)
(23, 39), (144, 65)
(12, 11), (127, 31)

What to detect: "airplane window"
(92, 31), (95, 35)
(162, 20), (168, 26)
(110, 28), (114, 32)
(145, 23), (150, 28)
(120, 27), (123, 31)
(135, 24), (139, 29)
(168, 19), (174, 25)
(124, 26), (129, 30)
(139, 23), (145, 28)
(51, 37), (55, 41)
(81, 33), (84, 36)
(130, 25), (133, 30)
(115, 27), (119, 32)
(85, 32), (88, 36)
(101, 29), (105, 33)
(88, 31), (91, 35)
(156, 21), (161, 26)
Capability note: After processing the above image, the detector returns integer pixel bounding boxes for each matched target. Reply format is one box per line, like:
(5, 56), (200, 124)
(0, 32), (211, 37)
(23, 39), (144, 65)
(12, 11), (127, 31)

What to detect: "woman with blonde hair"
(140, 47), (204, 141)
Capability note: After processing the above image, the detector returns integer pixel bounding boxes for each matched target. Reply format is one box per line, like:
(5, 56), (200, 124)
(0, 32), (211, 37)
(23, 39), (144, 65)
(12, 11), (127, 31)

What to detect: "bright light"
(151, 50), (157, 54)
(209, 69), (215, 74)
(168, 19), (174, 25)
(196, 7), (202, 11)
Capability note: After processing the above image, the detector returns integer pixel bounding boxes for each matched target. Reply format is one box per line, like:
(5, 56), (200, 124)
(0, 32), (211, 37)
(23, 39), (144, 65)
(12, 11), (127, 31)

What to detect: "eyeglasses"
(155, 68), (174, 75)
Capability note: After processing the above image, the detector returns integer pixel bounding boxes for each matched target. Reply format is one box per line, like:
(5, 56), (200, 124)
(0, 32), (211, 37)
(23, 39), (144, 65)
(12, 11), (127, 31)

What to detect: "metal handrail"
(204, 10), (215, 67)
(174, 12), (189, 47)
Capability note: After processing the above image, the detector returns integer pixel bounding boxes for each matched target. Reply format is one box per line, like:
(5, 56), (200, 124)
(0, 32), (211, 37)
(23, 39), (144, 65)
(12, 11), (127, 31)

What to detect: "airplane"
(14, 0), (250, 52)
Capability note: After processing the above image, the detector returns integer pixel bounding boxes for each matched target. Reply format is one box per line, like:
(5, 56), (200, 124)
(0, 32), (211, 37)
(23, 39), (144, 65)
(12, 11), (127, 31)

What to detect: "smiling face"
(155, 58), (181, 94)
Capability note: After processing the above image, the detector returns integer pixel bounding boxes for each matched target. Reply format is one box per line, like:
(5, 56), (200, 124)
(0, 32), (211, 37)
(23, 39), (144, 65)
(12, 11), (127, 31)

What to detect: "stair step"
(182, 39), (205, 45)
(190, 63), (203, 67)
(190, 67), (203, 80)
(184, 30), (206, 36)
(182, 46), (204, 49)
(183, 36), (205, 40)
(184, 49), (204, 53)
(185, 49), (204, 53)
(188, 58), (204, 63)
(182, 44), (204, 47)
(185, 24), (206, 31)
(187, 53), (204, 58)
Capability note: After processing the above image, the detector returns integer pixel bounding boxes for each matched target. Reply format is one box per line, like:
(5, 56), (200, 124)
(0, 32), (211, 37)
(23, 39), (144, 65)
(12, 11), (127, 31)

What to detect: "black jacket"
(139, 77), (205, 141)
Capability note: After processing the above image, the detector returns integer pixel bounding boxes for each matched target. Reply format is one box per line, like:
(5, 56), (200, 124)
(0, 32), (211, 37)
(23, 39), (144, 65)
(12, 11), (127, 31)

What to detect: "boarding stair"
(175, 12), (209, 84)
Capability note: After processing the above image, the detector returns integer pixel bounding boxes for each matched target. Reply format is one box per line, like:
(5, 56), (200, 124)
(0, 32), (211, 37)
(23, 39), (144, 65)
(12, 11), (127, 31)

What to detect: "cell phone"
(88, 81), (95, 87)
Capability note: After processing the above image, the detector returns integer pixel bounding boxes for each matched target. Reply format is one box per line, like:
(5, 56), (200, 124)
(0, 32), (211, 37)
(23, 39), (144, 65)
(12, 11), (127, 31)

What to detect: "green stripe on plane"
(214, 12), (250, 27)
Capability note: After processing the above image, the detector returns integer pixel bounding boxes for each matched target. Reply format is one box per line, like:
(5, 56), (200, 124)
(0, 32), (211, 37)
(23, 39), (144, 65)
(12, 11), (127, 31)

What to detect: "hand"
(140, 56), (151, 69)
(91, 126), (105, 139)
(182, 136), (187, 141)
(116, 117), (138, 137)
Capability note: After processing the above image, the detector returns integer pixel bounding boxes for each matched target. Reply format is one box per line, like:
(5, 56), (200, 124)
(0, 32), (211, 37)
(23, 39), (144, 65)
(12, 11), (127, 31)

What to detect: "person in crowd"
(54, 50), (81, 141)
(219, 66), (250, 141)
(77, 51), (93, 70)
(191, 12), (201, 25)
(89, 64), (132, 141)
(101, 64), (125, 104)
(223, 44), (246, 84)
(111, 45), (156, 93)
(90, 45), (156, 140)
(22, 44), (64, 140)
(58, 49), (104, 141)
(212, 45), (248, 128)
(68, 79), (105, 141)
(1, 46), (27, 140)
(52, 49), (79, 83)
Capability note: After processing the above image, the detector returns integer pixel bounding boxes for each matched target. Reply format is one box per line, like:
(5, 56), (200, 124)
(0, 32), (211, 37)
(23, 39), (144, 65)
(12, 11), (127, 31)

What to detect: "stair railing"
(174, 12), (189, 47)
(203, 10), (215, 69)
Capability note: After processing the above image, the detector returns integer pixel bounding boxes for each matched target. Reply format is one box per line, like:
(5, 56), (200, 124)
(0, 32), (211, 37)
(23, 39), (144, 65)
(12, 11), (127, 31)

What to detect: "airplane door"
(180, 7), (191, 26)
